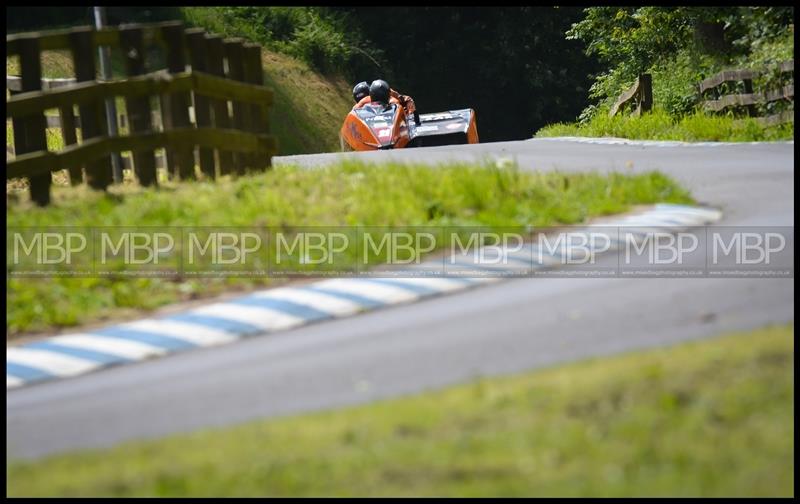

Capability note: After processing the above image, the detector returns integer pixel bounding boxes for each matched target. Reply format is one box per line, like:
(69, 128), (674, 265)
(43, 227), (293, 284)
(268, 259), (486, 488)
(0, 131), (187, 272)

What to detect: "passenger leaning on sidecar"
(351, 79), (419, 124)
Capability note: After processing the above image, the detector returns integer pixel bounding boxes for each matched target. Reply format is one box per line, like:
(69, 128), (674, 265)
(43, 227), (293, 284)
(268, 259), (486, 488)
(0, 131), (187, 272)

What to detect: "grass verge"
(535, 109), (794, 142)
(7, 323), (793, 497)
(259, 49), (353, 155)
(6, 161), (692, 338)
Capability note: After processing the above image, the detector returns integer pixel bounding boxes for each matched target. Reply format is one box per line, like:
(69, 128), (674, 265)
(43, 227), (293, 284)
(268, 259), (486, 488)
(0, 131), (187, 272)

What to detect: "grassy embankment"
(7, 161), (692, 337)
(7, 323), (793, 497)
(536, 109), (794, 142)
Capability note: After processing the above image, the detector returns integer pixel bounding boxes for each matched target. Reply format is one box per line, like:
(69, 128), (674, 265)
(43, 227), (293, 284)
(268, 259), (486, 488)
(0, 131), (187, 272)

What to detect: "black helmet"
(352, 81), (369, 102)
(369, 79), (390, 104)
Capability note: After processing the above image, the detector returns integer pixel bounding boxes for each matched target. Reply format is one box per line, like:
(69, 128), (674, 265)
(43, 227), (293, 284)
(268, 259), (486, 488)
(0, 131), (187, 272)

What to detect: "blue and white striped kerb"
(6, 203), (722, 389)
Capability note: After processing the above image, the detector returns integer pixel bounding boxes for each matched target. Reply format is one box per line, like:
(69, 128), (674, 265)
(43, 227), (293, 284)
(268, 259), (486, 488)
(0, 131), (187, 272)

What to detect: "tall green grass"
(536, 109), (794, 142)
(7, 161), (692, 337)
(7, 323), (793, 496)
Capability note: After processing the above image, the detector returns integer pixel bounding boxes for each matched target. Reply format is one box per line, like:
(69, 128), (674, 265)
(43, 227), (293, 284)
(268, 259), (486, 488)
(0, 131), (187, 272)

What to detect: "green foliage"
(568, 7), (724, 103)
(6, 162), (691, 336)
(7, 323), (793, 496)
(741, 29), (795, 118)
(286, 12), (352, 74)
(727, 6), (796, 55)
(568, 7), (695, 79)
(650, 51), (722, 117)
(568, 7), (794, 119)
(744, 27), (794, 68)
(181, 7), (384, 77)
(536, 108), (794, 142)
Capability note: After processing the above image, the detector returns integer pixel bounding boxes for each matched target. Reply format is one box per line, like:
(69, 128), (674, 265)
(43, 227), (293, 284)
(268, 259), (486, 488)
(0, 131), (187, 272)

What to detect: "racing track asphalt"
(7, 138), (794, 460)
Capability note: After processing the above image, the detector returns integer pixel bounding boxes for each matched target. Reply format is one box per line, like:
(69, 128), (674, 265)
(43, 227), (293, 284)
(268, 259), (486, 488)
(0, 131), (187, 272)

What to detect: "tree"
(567, 6), (794, 107)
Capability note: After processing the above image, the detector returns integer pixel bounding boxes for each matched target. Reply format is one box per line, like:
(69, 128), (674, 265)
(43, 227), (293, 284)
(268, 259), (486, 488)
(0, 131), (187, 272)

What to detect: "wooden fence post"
(58, 104), (81, 185)
(742, 76), (757, 117)
(243, 43), (270, 172)
(161, 22), (196, 180)
(185, 28), (216, 179)
(205, 34), (234, 175)
(638, 73), (652, 115)
(120, 25), (158, 187)
(16, 36), (51, 206)
(224, 38), (248, 175)
(9, 88), (23, 160)
(70, 27), (113, 192)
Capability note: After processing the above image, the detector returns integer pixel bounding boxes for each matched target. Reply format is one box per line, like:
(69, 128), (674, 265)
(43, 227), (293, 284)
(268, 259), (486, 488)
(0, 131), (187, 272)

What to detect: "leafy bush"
(649, 51), (722, 117)
(181, 7), (384, 78)
(567, 7), (794, 121)
(285, 12), (352, 74)
(743, 29), (795, 117)
(567, 7), (722, 104)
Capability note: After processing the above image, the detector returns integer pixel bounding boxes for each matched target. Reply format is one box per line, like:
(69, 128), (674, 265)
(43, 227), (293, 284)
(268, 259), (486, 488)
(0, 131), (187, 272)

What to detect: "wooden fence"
(609, 73), (652, 118)
(8, 76), (163, 129)
(699, 60), (794, 126)
(609, 60), (794, 126)
(6, 21), (277, 206)
(9, 75), (170, 170)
